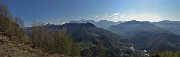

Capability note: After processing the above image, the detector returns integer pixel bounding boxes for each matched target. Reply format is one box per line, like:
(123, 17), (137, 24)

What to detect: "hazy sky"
(4, 0), (180, 26)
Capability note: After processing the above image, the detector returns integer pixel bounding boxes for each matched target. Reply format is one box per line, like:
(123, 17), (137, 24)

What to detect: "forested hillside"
(0, 2), (27, 43)
(0, 2), (64, 57)
(150, 51), (180, 57)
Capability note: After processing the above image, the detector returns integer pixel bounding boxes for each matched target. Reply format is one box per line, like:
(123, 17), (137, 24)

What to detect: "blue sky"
(3, 0), (180, 26)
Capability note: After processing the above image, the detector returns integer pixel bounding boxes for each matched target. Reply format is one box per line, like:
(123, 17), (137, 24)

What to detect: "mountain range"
(153, 20), (180, 35)
(24, 20), (180, 56)
(107, 20), (180, 51)
(25, 22), (140, 57)
(69, 19), (123, 29)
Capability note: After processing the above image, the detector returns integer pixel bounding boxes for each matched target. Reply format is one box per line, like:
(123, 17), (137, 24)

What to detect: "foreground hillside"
(0, 35), (67, 57)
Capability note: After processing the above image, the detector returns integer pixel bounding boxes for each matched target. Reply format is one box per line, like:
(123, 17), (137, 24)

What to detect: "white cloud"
(92, 12), (163, 22)
(124, 13), (162, 22)
(112, 13), (120, 16)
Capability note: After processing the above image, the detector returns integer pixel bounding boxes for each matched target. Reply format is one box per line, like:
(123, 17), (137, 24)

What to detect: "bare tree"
(13, 16), (24, 28)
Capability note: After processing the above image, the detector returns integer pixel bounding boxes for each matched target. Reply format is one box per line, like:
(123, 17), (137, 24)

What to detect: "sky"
(3, 0), (180, 26)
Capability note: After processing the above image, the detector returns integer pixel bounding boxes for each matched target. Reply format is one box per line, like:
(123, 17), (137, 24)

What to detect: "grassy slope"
(0, 35), (67, 57)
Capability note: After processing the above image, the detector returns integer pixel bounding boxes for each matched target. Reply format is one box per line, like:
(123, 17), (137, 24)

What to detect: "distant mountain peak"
(122, 20), (150, 24)
(62, 22), (96, 28)
(44, 23), (56, 26)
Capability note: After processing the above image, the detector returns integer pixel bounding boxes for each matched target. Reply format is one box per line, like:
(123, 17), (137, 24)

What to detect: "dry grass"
(0, 35), (67, 57)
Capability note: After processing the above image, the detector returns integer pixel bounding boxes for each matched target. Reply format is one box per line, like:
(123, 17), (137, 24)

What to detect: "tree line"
(0, 2), (26, 42)
(151, 51), (180, 57)
(29, 22), (80, 56)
